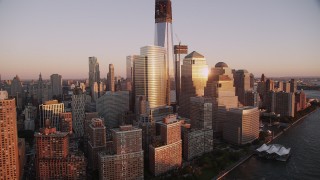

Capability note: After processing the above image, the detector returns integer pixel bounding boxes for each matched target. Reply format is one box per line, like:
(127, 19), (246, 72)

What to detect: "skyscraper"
(50, 74), (62, 98)
(155, 0), (174, 103)
(126, 55), (140, 81)
(134, 45), (168, 108)
(179, 51), (208, 118)
(0, 91), (20, 179)
(72, 89), (86, 137)
(107, 64), (115, 92)
(89, 56), (101, 100)
(290, 79), (297, 93)
(174, 45), (188, 105)
(234, 69), (251, 105)
(204, 62), (238, 136)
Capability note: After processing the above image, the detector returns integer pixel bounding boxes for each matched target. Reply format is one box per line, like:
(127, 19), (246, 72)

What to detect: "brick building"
(99, 125), (144, 180)
(149, 115), (182, 176)
(35, 122), (86, 179)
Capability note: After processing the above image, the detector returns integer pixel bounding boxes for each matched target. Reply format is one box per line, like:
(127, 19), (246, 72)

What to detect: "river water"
(225, 91), (320, 180)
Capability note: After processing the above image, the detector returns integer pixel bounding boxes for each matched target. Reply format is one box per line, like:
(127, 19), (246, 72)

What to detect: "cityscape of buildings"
(0, 0), (318, 179)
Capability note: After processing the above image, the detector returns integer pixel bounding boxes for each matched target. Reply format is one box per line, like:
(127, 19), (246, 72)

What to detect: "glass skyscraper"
(134, 45), (168, 109)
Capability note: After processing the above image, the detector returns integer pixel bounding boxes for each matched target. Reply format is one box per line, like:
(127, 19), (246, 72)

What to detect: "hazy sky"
(1, 0), (320, 80)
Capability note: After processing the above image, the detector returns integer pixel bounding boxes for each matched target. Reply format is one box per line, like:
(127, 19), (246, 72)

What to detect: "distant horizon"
(1, 0), (320, 80)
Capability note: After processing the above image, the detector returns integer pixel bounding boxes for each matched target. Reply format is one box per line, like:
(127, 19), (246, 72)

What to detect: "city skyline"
(1, 0), (320, 80)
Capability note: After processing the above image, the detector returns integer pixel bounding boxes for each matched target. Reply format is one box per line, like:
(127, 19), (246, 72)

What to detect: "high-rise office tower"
(204, 62), (238, 136)
(107, 64), (115, 92)
(295, 91), (307, 112)
(283, 81), (290, 93)
(223, 107), (259, 145)
(96, 91), (129, 129)
(89, 56), (100, 88)
(234, 69), (251, 105)
(99, 125), (144, 180)
(10, 75), (23, 109)
(72, 89), (86, 137)
(50, 74), (62, 98)
(266, 79), (275, 92)
(24, 103), (37, 131)
(290, 79), (297, 93)
(37, 73), (44, 103)
(39, 100), (65, 130)
(174, 45), (188, 105)
(126, 55), (140, 81)
(89, 57), (101, 100)
(179, 51), (208, 118)
(155, 0), (174, 104)
(0, 91), (20, 179)
(135, 45), (168, 108)
(275, 91), (295, 117)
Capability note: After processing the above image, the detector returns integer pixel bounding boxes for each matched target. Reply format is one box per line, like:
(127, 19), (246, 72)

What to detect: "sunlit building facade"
(134, 45), (168, 109)
(39, 100), (65, 130)
(0, 92), (20, 179)
(179, 51), (208, 118)
(204, 62), (238, 136)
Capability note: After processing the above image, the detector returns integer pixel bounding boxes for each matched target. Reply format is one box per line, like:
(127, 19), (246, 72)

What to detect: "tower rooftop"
(215, 62), (229, 68)
(185, 51), (204, 59)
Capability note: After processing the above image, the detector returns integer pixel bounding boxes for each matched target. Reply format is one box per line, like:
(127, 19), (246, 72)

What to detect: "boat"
(256, 144), (291, 162)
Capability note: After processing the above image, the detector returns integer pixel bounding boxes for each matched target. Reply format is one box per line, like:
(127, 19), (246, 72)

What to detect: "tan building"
(35, 123), (86, 179)
(0, 92), (20, 179)
(179, 51), (208, 118)
(223, 107), (259, 145)
(181, 125), (213, 161)
(99, 125), (144, 180)
(149, 115), (182, 176)
(204, 62), (238, 136)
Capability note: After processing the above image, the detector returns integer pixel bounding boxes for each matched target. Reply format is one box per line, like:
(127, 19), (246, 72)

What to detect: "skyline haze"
(1, 0), (320, 80)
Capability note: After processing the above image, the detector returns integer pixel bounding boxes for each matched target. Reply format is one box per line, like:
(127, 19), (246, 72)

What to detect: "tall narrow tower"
(155, 0), (174, 105)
